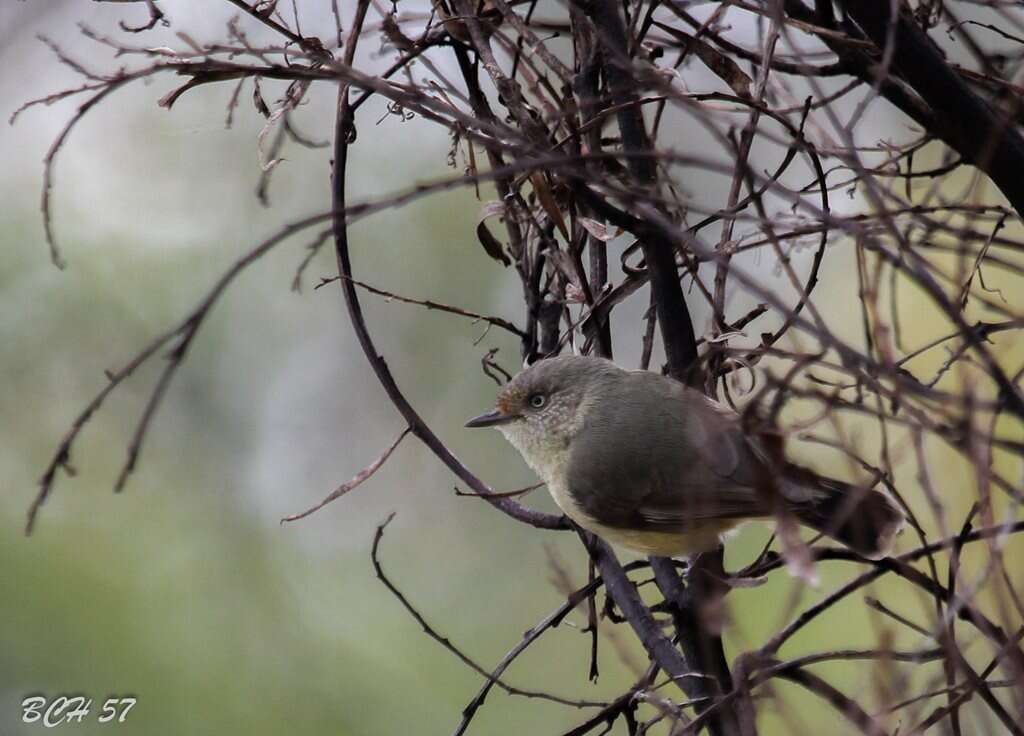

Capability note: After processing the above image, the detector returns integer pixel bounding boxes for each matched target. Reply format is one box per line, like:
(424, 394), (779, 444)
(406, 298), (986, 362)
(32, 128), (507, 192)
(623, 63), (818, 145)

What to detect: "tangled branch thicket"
(19, 0), (1024, 733)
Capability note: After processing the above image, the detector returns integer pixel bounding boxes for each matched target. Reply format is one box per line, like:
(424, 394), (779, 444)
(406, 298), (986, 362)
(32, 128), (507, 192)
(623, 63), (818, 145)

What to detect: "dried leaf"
(530, 171), (569, 242)
(480, 201), (505, 220)
(466, 139), (479, 199)
(252, 77), (270, 118)
(257, 107), (287, 171)
(691, 38), (752, 98)
(475, 202), (510, 266)
(704, 330), (747, 344)
(158, 78), (202, 109)
(579, 217), (616, 242)
(477, 221), (510, 266)
(653, 22), (752, 98)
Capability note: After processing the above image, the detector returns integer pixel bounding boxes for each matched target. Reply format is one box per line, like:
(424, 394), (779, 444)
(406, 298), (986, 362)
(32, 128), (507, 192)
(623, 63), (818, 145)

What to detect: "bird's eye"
(529, 393), (546, 409)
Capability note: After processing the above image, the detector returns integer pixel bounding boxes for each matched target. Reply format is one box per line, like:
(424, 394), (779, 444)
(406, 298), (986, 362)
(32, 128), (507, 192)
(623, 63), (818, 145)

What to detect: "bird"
(466, 354), (904, 559)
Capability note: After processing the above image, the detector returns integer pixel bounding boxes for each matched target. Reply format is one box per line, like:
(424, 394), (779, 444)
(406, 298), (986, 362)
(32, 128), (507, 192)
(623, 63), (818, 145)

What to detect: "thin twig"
(281, 428), (411, 523)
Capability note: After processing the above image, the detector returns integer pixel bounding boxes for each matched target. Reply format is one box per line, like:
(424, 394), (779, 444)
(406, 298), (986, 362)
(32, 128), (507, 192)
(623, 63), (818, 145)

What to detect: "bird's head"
(466, 355), (621, 467)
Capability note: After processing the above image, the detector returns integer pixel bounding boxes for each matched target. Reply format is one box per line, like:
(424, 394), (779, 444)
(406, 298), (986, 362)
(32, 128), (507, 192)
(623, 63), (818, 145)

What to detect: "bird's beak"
(465, 408), (519, 428)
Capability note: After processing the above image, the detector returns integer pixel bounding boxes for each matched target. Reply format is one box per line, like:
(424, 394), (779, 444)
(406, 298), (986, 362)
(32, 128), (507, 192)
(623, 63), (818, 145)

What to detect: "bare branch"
(281, 428), (412, 524)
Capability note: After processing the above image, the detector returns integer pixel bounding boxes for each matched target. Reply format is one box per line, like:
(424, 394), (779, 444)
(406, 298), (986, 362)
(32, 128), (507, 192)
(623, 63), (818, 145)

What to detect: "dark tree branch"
(836, 0), (1024, 216)
(327, 1), (566, 532)
(370, 514), (608, 722)
(571, 4), (743, 734)
(24, 3), (1024, 733)
(578, 0), (700, 385)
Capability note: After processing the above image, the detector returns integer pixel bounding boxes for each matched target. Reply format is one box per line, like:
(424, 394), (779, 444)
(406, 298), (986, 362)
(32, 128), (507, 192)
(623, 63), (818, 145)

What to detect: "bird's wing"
(566, 372), (768, 531)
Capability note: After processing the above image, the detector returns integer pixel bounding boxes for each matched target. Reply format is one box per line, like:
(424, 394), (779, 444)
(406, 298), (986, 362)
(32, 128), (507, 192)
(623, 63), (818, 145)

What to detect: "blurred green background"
(2, 3), (1022, 735)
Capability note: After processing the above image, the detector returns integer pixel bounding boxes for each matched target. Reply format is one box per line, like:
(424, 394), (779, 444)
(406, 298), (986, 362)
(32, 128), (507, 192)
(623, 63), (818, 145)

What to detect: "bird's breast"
(500, 420), (734, 556)
(497, 423), (569, 487)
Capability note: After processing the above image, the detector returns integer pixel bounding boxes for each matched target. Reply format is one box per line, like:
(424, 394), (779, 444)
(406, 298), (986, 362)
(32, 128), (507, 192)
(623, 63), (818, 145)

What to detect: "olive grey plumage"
(467, 355), (904, 559)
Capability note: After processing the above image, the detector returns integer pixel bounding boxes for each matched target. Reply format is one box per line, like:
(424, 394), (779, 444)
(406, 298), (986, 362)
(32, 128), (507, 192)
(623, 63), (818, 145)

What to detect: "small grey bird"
(466, 355), (904, 559)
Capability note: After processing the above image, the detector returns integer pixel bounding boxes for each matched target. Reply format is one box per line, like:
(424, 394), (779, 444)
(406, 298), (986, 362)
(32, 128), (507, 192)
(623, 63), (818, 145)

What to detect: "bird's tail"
(786, 471), (905, 559)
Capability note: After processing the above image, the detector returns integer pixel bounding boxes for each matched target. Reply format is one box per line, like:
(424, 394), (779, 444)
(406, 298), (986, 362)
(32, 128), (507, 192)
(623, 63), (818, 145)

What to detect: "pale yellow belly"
(586, 520), (739, 556)
(547, 481), (737, 557)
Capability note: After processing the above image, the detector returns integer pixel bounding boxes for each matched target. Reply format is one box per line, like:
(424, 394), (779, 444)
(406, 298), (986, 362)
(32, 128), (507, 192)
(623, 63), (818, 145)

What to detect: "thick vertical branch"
(576, 0), (699, 385)
(572, 7), (614, 359)
(573, 2), (738, 733)
(650, 555), (747, 734)
(583, 535), (699, 686)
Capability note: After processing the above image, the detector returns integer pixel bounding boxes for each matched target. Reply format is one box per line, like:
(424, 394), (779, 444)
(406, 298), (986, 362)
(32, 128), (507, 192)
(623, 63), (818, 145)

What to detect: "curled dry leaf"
(477, 221), (509, 265)
(257, 108), (287, 172)
(579, 217), (618, 242)
(704, 330), (747, 344)
(252, 77), (271, 117)
(158, 77), (202, 109)
(477, 201), (511, 266)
